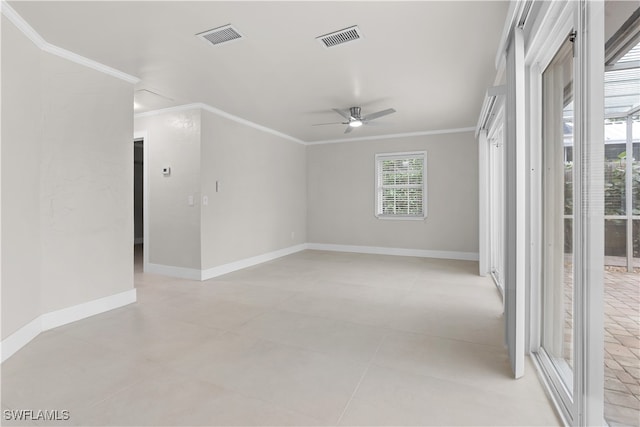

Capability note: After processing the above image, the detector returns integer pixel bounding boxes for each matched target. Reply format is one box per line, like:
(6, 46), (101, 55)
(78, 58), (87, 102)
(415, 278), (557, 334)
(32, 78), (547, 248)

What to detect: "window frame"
(374, 151), (427, 220)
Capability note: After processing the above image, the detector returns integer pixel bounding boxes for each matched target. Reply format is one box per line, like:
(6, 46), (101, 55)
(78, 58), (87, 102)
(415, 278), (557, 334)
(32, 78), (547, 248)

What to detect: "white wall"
(1, 15), (43, 338)
(307, 132), (479, 254)
(134, 110), (202, 270)
(200, 110), (306, 269)
(1, 15), (135, 340)
(133, 108), (307, 274)
(39, 52), (134, 313)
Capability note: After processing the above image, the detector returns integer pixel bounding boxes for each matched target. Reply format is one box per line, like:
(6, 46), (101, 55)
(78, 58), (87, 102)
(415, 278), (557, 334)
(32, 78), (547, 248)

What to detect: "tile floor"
(1, 249), (561, 426)
(603, 267), (640, 427)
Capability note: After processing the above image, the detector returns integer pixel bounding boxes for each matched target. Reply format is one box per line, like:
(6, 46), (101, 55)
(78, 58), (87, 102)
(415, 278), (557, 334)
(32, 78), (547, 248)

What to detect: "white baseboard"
(146, 243), (478, 282)
(1, 289), (137, 364)
(41, 289), (137, 331)
(145, 263), (201, 280)
(306, 243), (479, 261)
(0, 317), (42, 364)
(201, 243), (308, 280)
(146, 244), (308, 281)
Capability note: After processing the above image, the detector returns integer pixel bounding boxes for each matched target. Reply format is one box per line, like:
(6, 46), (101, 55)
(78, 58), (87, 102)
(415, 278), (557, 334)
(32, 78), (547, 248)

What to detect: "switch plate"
(188, 195), (194, 206)
(202, 196), (209, 206)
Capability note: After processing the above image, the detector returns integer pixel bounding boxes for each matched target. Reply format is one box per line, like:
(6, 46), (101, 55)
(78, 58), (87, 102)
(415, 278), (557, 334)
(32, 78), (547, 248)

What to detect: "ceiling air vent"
(317, 25), (363, 48)
(197, 24), (243, 46)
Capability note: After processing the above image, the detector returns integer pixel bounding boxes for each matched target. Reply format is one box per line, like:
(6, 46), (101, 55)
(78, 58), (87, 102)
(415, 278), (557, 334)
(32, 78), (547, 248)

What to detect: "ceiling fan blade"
(344, 126), (353, 134)
(363, 108), (396, 122)
(312, 122), (344, 126)
(333, 108), (352, 120)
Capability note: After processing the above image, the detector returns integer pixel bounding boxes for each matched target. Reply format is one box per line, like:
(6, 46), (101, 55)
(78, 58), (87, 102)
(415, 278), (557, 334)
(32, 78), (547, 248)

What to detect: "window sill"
(375, 215), (427, 221)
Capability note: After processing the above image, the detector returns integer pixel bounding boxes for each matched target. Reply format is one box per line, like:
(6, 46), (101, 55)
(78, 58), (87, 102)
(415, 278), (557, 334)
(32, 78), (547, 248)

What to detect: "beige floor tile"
(179, 299), (270, 331)
(339, 365), (561, 426)
(307, 279), (410, 300)
(1, 412), (40, 427)
(276, 291), (402, 327)
(2, 250), (561, 426)
(191, 280), (299, 307)
(307, 265), (418, 290)
(372, 331), (550, 403)
(0, 404), (40, 427)
(213, 270), (319, 292)
(233, 310), (386, 363)
(166, 332), (367, 423)
(55, 305), (222, 363)
(72, 371), (322, 426)
(2, 337), (164, 412)
(1, 329), (110, 373)
(386, 301), (504, 347)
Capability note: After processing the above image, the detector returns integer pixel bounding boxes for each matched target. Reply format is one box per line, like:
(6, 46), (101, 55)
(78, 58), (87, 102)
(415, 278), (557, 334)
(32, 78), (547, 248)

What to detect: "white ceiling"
(9, 1), (509, 143)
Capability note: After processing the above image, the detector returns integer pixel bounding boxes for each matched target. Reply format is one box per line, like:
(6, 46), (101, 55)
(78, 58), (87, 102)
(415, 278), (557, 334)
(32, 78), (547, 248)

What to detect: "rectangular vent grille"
(197, 24), (243, 46)
(317, 26), (362, 48)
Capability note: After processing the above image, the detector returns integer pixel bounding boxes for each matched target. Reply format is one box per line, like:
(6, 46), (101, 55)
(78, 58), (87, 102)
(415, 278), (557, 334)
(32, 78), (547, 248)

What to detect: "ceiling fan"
(313, 106), (396, 133)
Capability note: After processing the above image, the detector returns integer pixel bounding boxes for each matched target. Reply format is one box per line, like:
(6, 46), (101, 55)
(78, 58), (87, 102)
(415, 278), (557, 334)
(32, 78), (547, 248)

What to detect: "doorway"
(134, 137), (144, 270)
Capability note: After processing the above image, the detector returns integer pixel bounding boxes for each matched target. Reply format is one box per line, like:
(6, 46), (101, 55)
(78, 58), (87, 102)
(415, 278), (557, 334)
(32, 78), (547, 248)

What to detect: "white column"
(505, 27), (526, 379)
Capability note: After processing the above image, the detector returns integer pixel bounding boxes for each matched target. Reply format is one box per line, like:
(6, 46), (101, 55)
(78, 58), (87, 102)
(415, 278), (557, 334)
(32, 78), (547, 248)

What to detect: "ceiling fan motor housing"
(349, 107), (362, 119)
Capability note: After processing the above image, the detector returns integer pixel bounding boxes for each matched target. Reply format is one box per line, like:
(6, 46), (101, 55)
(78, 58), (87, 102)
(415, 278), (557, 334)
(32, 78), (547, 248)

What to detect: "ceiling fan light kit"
(313, 106), (396, 133)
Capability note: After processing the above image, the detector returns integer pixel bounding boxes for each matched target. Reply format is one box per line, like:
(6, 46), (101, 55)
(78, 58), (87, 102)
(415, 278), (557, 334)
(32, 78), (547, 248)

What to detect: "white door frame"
(523, 1), (605, 425)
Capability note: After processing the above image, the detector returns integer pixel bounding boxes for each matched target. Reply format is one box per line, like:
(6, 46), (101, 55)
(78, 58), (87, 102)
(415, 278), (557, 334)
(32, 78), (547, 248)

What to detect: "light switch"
(188, 195), (194, 206)
(202, 196), (209, 206)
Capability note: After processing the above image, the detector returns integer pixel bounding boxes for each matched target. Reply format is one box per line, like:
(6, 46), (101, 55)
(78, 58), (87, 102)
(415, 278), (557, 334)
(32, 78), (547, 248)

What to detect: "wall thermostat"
(162, 167), (171, 176)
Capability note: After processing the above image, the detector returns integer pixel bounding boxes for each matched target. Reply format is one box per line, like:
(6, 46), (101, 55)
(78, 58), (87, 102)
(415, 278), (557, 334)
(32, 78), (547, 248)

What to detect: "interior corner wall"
(134, 110), (202, 270)
(200, 110), (306, 269)
(306, 132), (479, 254)
(1, 15), (43, 339)
(1, 14), (135, 340)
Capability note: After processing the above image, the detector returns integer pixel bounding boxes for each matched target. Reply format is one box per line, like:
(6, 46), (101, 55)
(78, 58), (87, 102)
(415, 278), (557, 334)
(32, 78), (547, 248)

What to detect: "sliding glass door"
(489, 105), (505, 295)
(539, 34), (576, 410)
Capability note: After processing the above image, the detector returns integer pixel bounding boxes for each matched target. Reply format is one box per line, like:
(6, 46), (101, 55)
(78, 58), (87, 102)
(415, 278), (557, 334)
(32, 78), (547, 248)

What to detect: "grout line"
(335, 331), (389, 425)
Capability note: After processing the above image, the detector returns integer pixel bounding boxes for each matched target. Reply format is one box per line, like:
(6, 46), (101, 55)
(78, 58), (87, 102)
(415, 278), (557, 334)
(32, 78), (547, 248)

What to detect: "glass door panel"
(541, 36), (575, 394)
(489, 106), (505, 294)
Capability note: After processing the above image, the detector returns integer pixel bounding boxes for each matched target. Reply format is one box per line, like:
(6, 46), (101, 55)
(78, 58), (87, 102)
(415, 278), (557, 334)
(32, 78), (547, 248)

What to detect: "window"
(375, 151), (426, 219)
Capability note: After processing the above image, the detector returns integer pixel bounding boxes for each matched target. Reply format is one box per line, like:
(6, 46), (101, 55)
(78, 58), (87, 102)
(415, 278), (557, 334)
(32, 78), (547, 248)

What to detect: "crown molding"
(1, 1), (140, 84)
(306, 126), (476, 145)
(199, 103), (305, 145)
(136, 103), (475, 146)
(134, 103), (203, 118)
(135, 103), (306, 145)
(3, 1), (478, 146)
